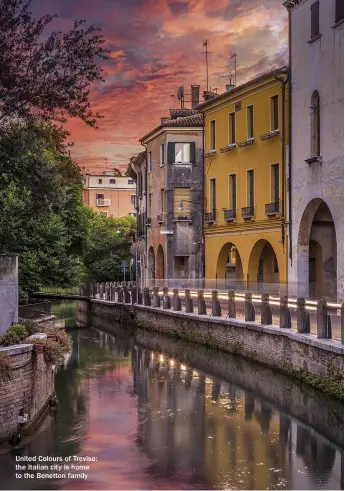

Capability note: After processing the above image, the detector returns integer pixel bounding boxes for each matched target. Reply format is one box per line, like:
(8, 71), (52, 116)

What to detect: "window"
(210, 120), (216, 150)
(310, 90), (320, 157)
(160, 144), (165, 166)
(247, 105), (254, 139)
(175, 143), (190, 163)
(128, 179), (134, 185)
(210, 178), (216, 212)
(160, 189), (165, 214)
(148, 151), (152, 172)
(130, 195), (136, 205)
(335, 0), (344, 23)
(247, 170), (254, 208)
(100, 211), (108, 217)
(109, 179), (116, 184)
(148, 193), (152, 216)
(311, 1), (320, 39)
(98, 178), (103, 184)
(96, 193), (104, 200)
(270, 96), (279, 131)
(174, 188), (191, 219)
(229, 174), (236, 214)
(271, 164), (279, 203)
(229, 113), (236, 144)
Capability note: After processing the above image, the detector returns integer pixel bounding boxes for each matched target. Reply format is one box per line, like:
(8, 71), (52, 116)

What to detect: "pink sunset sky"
(32, 0), (288, 173)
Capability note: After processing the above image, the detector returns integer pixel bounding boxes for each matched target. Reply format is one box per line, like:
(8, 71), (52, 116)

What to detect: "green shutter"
(190, 142), (196, 165)
(167, 142), (175, 164)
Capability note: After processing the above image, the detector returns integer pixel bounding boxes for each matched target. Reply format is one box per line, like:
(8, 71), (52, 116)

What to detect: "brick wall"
(0, 344), (54, 441)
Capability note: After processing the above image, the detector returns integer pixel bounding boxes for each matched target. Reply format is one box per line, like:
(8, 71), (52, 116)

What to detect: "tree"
(113, 168), (122, 176)
(0, 0), (108, 128)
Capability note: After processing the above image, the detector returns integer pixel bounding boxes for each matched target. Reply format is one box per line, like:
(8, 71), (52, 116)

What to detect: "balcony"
(223, 209), (236, 222)
(146, 217), (152, 227)
(260, 129), (280, 141)
(157, 213), (165, 224)
(238, 137), (255, 148)
(174, 214), (192, 222)
(205, 210), (216, 224)
(265, 201), (281, 216)
(96, 198), (111, 206)
(241, 206), (255, 219)
(220, 143), (237, 153)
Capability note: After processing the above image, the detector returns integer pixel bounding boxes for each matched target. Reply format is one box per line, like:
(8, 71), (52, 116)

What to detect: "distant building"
(284, 0), (344, 301)
(83, 171), (136, 218)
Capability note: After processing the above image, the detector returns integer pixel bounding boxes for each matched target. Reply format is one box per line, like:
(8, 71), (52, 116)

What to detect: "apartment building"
(83, 172), (137, 218)
(198, 67), (289, 291)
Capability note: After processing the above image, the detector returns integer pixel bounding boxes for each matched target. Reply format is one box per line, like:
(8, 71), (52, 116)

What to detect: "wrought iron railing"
(265, 201), (281, 216)
(205, 210), (216, 224)
(223, 209), (236, 221)
(241, 206), (255, 219)
(19, 301), (52, 320)
(146, 217), (152, 226)
(174, 214), (192, 222)
(96, 199), (111, 206)
(157, 213), (165, 224)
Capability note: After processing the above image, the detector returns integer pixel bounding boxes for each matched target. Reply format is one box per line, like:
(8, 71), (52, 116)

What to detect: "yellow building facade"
(199, 67), (289, 290)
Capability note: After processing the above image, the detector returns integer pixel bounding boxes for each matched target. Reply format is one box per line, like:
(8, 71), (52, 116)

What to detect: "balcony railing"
(96, 198), (111, 206)
(223, 209), (236, 222)
(205, 210), (216, 224)
(157, 213), (165, 224)
(260, 129), (280, 140)
(241, 206), (255, 219)
(146, 217), (152, 226)
(174, 214), (192, 222)
(265, 201), (281, 216)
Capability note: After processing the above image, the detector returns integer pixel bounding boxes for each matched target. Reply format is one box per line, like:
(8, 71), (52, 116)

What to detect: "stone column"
(227, 290), (236, 319)
(162, 287), (171, 309)
(152, 287), (160, 308)
(198, 290), (207, 315)
(296, 297), (310, 333)
(143, 287), (151, 306)
(317, 299), (328, 339)
(172, 289), (182, 311)
(211, 290), (221, 316)
(185, 289), (194, 313)
(244, 292), (255, 321)
(261, 293), (272, 325)
(280, 295), (291, 328)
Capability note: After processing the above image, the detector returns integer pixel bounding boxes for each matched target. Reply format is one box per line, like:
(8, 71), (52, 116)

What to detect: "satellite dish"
(177, 86), (184, 100)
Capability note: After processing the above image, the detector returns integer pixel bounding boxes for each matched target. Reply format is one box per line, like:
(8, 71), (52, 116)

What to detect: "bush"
(44, 327), (72, 352)
(21, 320), (41, 336)
(7, 324), (28, 339)
(31, 338), (67, 365)
(0, 324), (28, 346)
(0, 352), (11, 382)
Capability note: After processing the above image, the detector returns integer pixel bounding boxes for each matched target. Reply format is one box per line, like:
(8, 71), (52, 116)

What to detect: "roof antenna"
(230, 53), (237, 87)
(203, 40), (210, 92)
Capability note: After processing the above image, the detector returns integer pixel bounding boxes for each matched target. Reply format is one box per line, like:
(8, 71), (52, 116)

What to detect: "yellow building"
(198, 67), (289, 290)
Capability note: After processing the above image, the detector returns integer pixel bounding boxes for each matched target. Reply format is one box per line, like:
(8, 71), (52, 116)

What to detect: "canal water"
(0, 301), (343, 490)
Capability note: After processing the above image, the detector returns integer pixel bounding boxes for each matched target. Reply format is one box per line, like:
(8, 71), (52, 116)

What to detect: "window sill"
(305, 155), (322, 165)
(173, 162), (192, 165)
(308, 33), (322, 44)
(332, 19), (344, 29)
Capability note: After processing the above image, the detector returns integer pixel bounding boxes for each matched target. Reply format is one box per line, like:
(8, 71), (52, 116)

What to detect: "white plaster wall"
(289, 0), (344, 300)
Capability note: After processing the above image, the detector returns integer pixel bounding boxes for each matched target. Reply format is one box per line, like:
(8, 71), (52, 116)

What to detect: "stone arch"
(216, 242), (244, 289)
(247, 239), (280, 290)
(148, 247), (155, 284)
(297, 199), (337, 300)
(156, 245), (165, 281)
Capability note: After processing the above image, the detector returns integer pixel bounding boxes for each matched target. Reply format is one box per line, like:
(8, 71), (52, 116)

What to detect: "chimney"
(203, 90), (217, 102)
(191, 85), (200, 109)
(226, 83), (235, 92)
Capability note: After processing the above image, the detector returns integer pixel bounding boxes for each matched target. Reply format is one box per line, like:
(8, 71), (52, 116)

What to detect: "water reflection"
(0, 319), (343, 490)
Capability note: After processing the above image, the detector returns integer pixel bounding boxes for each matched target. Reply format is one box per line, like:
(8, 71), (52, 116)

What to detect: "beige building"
(83, 172), (137, 218)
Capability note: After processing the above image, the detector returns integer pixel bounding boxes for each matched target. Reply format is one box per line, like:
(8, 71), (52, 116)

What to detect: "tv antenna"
(177, 86), (185, 108)
(220, 52), (237, 90)
(203, 40), (211, 92)
(230, 53), (237, 86)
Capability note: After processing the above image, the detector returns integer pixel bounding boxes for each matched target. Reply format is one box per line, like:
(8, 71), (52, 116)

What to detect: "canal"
(0, 301), (343, 490)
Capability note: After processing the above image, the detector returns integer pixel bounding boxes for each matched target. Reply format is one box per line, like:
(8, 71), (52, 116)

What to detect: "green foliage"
(0, 324), (28, 346)
(21, 320), (41, 336)
(44, 327), (72, 352)
(0, 352), (11, 382)
(32, 338), (67, 365)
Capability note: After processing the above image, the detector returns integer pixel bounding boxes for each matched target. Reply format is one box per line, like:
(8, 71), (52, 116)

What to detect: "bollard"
(211, 290), (221, 317)
(152, 287), (160, 308)
(261, 293), (272, 325)
(123, 285), (131, 303)
(185, 289), (194, 313)
(143, 287), (151, 306)
(296, 297), (310, 334)
(227, 290), (236, 319)
(172, 289), (182, 311)
(341, 302), (344, 344)
(198, 289), (207, 315)
(317, 299), (328, 338)
(280, 295), (291, 328)
(162, 287), (171, 309)
(244, 292), (255, 322)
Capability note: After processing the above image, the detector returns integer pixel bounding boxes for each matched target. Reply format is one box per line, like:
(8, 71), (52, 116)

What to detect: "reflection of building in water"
(131, 346), (342, 490)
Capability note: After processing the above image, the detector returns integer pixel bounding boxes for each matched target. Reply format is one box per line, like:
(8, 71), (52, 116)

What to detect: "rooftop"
(140, 112), (203, 143)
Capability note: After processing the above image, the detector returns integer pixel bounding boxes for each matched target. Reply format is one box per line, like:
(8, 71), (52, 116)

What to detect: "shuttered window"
(229, 174), (236, 212)
(174, 188), (191, 218)
(167, 142), (196, 164)
(210, 120), (216, 150)
(247, 105), (254, 139)
(271, 164), (279, 203)
(247, 170), (254, 208)
(210, 178), (216, 212)
(270, 96), (279, 131)
(335, 0), (344, 23)
(311, 1), (320, 39)
(229, 113), (235, 144)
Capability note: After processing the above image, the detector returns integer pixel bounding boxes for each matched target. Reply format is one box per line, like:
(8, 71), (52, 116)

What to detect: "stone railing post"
(116, 286), (122, 303)
(162, 287), (171, 309)
(96, 282), (100, 298)
(317, 299), (328, 338)
(152, 287), (160, 308)
(185, 289), (194, 313)
(244, 292), (255, 322)
(131, 286), (137, 304)
(227, 290), (236, 319)
(211, 290), (221, 317)
(198, 289), (207, 315)
(296, 297), (310, 334)
(105, 282), (110, 301)
(341, 302), (344, 344)
(123, 285), (131, 304)
(173, 289), (182, 311)
(101, 283), (106, 300)
(261, 293), (272, 325)
(280, 295), (291, 328)
(143, 287), (151, 306)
